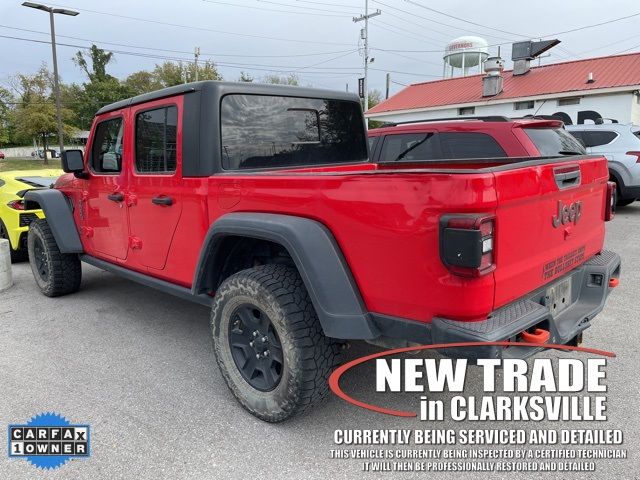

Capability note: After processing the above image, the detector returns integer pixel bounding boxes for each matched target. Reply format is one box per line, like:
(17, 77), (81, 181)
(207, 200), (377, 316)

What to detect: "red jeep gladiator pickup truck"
(24, 82), (620, 422)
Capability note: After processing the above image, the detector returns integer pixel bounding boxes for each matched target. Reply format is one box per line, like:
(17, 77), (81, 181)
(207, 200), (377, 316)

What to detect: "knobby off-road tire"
(27, 219), (81, 297)
(211, 264), (342, 422)
(0, 219), (28, 263)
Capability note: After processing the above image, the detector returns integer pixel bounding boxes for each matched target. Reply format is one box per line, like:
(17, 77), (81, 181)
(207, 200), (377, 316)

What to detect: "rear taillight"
(7, 200), (25, 210)
(605, 181), (616, 221)
(626, 151), (640, 163)
(440, 214), (496, 277)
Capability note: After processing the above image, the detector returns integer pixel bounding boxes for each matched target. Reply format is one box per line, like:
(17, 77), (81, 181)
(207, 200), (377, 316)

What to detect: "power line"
(370, 67), (441, 78)
(373, 22), (440, 46)
(372, 48), (442, 68)
(370, 1), (467, 42)
(0, 34), (362, 74)
(375, 20), (446, 47)
(201, 0), (350, 17)
(402, 0), (528, 38)
(47, 3), (355, 46)
(257, 0), (358, 14)
(370, 0), (513, 41)
(542, 11), (640, 37)
(0, 24), (355, 59)
(292, 50), (358, 72)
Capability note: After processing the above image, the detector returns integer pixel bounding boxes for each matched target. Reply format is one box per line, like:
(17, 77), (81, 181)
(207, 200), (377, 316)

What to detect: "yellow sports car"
(0, 169), (62, 262)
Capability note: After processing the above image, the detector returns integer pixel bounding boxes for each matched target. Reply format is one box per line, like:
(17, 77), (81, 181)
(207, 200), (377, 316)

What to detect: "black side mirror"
(61, 149), (85, 174)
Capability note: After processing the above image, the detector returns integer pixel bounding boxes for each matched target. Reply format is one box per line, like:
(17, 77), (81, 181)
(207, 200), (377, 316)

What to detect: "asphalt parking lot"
(1, 205), (638, 480)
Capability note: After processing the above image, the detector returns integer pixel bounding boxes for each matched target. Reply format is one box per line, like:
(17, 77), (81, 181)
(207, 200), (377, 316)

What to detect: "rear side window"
(379, 133), (439, 162)
(91, 117), (124, 173)
(135, 106), (178, 173)
(578, 130), (618, 148)
(524, 128), (586, 156)
(220, 95), (367, 170)
(368, 136), (379, 156)
(439, 132), (507, 159)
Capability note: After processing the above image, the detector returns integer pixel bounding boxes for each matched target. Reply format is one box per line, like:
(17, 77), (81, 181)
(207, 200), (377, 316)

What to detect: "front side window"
(92, 117), (123, 173)
(221, 95), (367, 169)
(525, 128), (586, 155)
(135, 106), (178, 173)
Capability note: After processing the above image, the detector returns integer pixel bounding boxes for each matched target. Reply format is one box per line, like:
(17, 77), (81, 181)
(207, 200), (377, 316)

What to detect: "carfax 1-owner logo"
(7, 412), (91, 470)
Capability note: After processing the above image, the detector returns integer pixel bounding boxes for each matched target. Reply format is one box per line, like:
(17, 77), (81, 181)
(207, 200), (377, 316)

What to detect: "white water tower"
(443, 36), (489, 78)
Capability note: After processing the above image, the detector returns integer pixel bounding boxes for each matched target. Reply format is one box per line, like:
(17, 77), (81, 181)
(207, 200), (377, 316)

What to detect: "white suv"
(567, 123), (640, 206)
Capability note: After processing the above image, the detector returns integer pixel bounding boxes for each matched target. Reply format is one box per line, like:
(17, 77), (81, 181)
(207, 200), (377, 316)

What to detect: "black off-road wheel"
(27, 219), (82, 297)
(211, 264), (341, 422)
(0, 219), (28, 263)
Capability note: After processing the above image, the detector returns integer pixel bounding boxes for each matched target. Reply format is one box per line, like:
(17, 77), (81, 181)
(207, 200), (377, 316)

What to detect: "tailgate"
(492, 156), (609, 308)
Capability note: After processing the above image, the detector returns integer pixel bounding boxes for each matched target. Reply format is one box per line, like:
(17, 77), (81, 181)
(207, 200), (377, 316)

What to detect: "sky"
(1, 0), (640, 98)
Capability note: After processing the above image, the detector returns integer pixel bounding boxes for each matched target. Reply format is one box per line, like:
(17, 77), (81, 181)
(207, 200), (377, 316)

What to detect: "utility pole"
(385, 72), (390, 99)
(353, 0), (381, 115)
(22, 2), (79, 163)
(194, 47), (201, 82)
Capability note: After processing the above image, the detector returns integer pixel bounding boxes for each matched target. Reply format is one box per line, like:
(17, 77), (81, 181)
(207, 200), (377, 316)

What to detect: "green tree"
(123, 70), (162, 96)
(0, 87), (13, 147)
(73, 45), (114, 82)
(364, 89), (384, 129)
(238, 71), (254, 82)
(262, 73), (299, 86)
(71, 45), (131, 130)
(10, 65), (75, 164)
(150, 60), (222, 88)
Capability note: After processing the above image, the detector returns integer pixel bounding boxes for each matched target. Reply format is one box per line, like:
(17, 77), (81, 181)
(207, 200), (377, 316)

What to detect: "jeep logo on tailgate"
(552, 200), (582, 227)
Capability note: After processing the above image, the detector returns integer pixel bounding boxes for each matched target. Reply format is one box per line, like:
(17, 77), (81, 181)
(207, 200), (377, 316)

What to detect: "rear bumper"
(369, 250), (621, 359)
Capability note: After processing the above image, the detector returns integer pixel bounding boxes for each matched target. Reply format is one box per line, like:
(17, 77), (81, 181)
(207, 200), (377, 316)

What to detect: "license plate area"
(547, 277), (572, 316)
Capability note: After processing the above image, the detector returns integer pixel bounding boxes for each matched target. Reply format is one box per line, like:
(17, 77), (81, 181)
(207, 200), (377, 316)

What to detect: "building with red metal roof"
(366, 52), (640, 125)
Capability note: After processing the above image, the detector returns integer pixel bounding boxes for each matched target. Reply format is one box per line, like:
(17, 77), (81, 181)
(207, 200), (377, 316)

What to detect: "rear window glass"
(379, 132), (506, 162)
(439, 132), (507, 159)
(221, 95), (367, 170)
(368, 136), (379, 156)
(578, 130), (618, 148)
(524, 128), (586, 156)
(380, 133), (439, 162)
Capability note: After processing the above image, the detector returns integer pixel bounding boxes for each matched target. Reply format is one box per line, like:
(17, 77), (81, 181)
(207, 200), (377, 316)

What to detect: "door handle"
(152, 196), (174, 206)
(107, 193), (124, 202)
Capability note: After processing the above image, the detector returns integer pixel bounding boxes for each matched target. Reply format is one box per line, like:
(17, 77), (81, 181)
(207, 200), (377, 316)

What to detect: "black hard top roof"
(96, 80), (361, 116)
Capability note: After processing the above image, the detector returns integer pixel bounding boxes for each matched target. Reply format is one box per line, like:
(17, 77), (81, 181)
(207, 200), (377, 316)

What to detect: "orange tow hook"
(609, 278), (619, 288)
(520, 328), (550, 344)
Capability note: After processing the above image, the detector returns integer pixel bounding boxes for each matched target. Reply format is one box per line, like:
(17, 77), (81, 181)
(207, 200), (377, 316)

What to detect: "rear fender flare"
(192, 213), (378, 340)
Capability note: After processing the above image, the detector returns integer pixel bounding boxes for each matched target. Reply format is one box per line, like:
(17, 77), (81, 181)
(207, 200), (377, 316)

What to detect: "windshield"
(524, 128), (586, 156)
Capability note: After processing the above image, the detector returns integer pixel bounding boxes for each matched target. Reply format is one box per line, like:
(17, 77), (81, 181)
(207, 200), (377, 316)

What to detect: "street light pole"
(48, 9), (64, 159)
(22, 2), (79, 160)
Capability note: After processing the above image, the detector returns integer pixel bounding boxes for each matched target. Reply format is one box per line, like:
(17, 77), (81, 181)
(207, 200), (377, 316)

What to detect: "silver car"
(567, 123), (640, 206)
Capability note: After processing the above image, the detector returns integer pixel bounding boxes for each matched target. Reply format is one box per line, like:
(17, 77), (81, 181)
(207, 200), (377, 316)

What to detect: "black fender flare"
(23, 189), (83, 253)
(192, 213), (379, 340)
